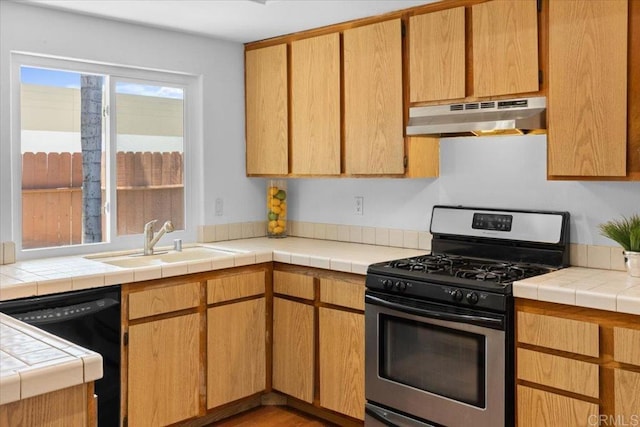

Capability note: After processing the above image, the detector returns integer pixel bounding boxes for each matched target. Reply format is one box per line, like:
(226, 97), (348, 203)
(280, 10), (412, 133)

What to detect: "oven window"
(380, 314), (486, 408)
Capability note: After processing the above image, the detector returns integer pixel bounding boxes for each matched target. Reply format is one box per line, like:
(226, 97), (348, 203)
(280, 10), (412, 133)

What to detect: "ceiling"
(20, 0), (439, 44)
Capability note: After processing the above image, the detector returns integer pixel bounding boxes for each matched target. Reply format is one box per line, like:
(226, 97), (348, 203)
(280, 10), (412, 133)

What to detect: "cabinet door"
(245, 44), (288, 175)
(615, 369), (640, 420)
(472, 0), (539, 98)
(409, 7), (466, 103)
(272, 297), (314, 402)
(344, 19), (404, 175)
(291, 33), (341, 175)
(207, 298), (266, 408)
(128, 313), (200, 427)
(547, 0), (628, 177)
(319, 307), (365, 420)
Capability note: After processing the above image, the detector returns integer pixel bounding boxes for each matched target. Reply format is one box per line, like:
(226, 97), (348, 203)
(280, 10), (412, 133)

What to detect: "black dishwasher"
(0, 286), (121, 427)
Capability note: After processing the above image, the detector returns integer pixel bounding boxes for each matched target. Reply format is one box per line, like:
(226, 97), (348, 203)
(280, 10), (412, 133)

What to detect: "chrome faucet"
(143, 220), (174, 255)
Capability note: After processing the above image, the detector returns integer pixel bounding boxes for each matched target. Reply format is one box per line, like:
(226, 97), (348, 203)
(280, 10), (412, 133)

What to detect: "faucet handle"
(144, 219), (158, 232)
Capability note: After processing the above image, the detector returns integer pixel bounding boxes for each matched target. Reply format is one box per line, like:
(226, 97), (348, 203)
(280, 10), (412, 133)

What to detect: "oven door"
(365, 291), (506, 427)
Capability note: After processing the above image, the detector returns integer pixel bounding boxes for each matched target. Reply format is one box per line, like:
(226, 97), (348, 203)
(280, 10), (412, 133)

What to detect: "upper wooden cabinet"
(245, 44), (288, 175)
(291, 33), (341, 175)
(409, 7), (466, 103)
(472, 0), (540, 98)
(343, 19), (405, 175)
(409, 0), (539, 105)
(547, 0), (628, 178)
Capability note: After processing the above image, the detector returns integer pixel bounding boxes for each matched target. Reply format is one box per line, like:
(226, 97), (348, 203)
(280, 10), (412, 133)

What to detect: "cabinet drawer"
(129, 282), (200, 320)
(517, 385), (598, 427)
(517, 311), (599, 357)
(319, 278), (364, 311)
(517, 348), (599, 398)
(273, 271), (314, 300)
(614, 327), (640, 367)
(207, 271), (265, 304)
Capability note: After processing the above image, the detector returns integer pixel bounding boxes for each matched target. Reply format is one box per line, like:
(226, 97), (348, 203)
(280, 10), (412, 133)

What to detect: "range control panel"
(472, 213), (513, 232)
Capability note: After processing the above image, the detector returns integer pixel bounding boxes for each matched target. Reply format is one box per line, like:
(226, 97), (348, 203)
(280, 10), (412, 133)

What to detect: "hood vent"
(407, 96), (546, 136)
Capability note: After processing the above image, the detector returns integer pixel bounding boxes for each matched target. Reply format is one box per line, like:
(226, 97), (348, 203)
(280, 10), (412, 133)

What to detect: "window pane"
(20, 67), (107, 249)
(115, 82), (184, 235)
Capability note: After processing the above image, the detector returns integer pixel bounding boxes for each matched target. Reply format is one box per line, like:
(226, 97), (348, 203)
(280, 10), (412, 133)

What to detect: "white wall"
(1, 2), (638, 253)
(0, 1), (265, 249)
(290, 135), (640, 246)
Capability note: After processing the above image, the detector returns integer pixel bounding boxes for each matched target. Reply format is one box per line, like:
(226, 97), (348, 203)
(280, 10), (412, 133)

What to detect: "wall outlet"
(215, 198), (224, 216)
(354, 196), (364, 215)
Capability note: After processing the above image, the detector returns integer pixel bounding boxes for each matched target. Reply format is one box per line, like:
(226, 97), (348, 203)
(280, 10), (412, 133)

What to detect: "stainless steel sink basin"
(88, 246), (240, 268)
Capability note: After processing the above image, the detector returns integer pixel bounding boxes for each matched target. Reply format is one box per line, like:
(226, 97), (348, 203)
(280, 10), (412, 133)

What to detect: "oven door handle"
(365, 294), (504, 328)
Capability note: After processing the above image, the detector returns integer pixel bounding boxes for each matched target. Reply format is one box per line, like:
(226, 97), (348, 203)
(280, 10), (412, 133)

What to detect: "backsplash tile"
(362, 227), (375, 245)
(570, 243), (588, 267)
(196, 221), (621, 273)
(375, 228), (390, 246)
(389, 229), (404, 248)
(215, 224), (229, 241)
(228, 223), (243, 240)
(587, 245), (612, 270)
(610, 247), (626, 271)
(402, 230), (419, 249)
(313, 223), (326, 240)
(350, 226), (364, 243)
(337, 225), (350, 242)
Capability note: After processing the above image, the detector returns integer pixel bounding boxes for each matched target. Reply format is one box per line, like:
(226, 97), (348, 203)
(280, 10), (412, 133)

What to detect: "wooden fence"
(22, 152), (184, 249)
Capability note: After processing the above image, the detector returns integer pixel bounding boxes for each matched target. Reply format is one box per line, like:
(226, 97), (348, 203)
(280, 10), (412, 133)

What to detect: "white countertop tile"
(0, 314), (103, 404)
(515, 267), (640, 315)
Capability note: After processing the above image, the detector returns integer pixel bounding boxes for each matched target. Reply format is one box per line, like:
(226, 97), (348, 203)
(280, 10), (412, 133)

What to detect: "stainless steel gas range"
(364, 205), (570, 427)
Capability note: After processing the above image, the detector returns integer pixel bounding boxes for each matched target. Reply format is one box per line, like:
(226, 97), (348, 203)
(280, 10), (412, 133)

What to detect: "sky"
(21, 66), (184, 99)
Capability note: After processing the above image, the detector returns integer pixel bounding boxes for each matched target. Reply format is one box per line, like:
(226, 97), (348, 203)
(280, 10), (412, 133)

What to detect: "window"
(13, 54), (200, 256)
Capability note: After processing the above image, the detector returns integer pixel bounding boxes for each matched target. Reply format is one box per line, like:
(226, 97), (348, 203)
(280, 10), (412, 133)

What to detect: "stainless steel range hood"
(406, 96), (546, 136)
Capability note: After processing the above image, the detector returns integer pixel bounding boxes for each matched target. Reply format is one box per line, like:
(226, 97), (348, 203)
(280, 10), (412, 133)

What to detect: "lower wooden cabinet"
(122, 266), (269, 426)
(272, 297), (314, 403)
(121, 264), (365, 425)
(0, 384), (94, 427)
(207, 298), (266, 408)
(127, 313), (200, 427)
(319, 307), (364, 420)
(516, 299), (640, 427)
(272, 266), (366, 422)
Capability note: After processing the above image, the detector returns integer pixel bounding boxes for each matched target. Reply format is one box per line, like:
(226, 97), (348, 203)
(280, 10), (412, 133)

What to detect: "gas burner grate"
(384, 256), (554, 284)
(387, 254), (466, 273)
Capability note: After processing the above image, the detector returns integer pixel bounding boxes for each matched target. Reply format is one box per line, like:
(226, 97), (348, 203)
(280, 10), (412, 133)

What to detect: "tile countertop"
(514, 267), (640, 315)
(0, 313), (103, 405)
(0, 237), (427, 302)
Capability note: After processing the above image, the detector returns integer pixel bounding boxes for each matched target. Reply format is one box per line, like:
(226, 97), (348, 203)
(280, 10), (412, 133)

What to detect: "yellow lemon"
(277, 219), (286, 227)
(273, 226), (284, 234)
(271, 206), (281, 214)
(268, 186), (279, 196)
(270, 198), (281, 207)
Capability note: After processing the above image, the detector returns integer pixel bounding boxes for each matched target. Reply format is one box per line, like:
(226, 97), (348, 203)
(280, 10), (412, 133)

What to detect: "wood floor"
(211, 406), (336, 426)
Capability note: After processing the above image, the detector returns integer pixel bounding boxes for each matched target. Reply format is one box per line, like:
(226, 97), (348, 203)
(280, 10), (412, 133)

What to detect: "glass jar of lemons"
(267, 180), (287, 238)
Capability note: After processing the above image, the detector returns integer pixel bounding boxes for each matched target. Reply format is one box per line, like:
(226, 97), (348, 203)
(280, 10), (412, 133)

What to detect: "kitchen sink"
(88, 246), (240, 268)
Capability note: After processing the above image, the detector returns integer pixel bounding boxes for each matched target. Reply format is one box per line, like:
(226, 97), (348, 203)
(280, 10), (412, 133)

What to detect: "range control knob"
(382, 279), (394, 290)
(466, 292), (479, 305)
(395, 281), (407, 292)
(450, 289), (463, 302)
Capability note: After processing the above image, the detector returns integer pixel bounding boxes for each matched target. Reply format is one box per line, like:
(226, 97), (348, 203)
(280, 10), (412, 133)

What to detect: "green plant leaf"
(599, 214), (640, 252)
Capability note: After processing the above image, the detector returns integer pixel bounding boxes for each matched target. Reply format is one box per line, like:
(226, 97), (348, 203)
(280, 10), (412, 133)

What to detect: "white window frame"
(11, 52), (203, 260)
